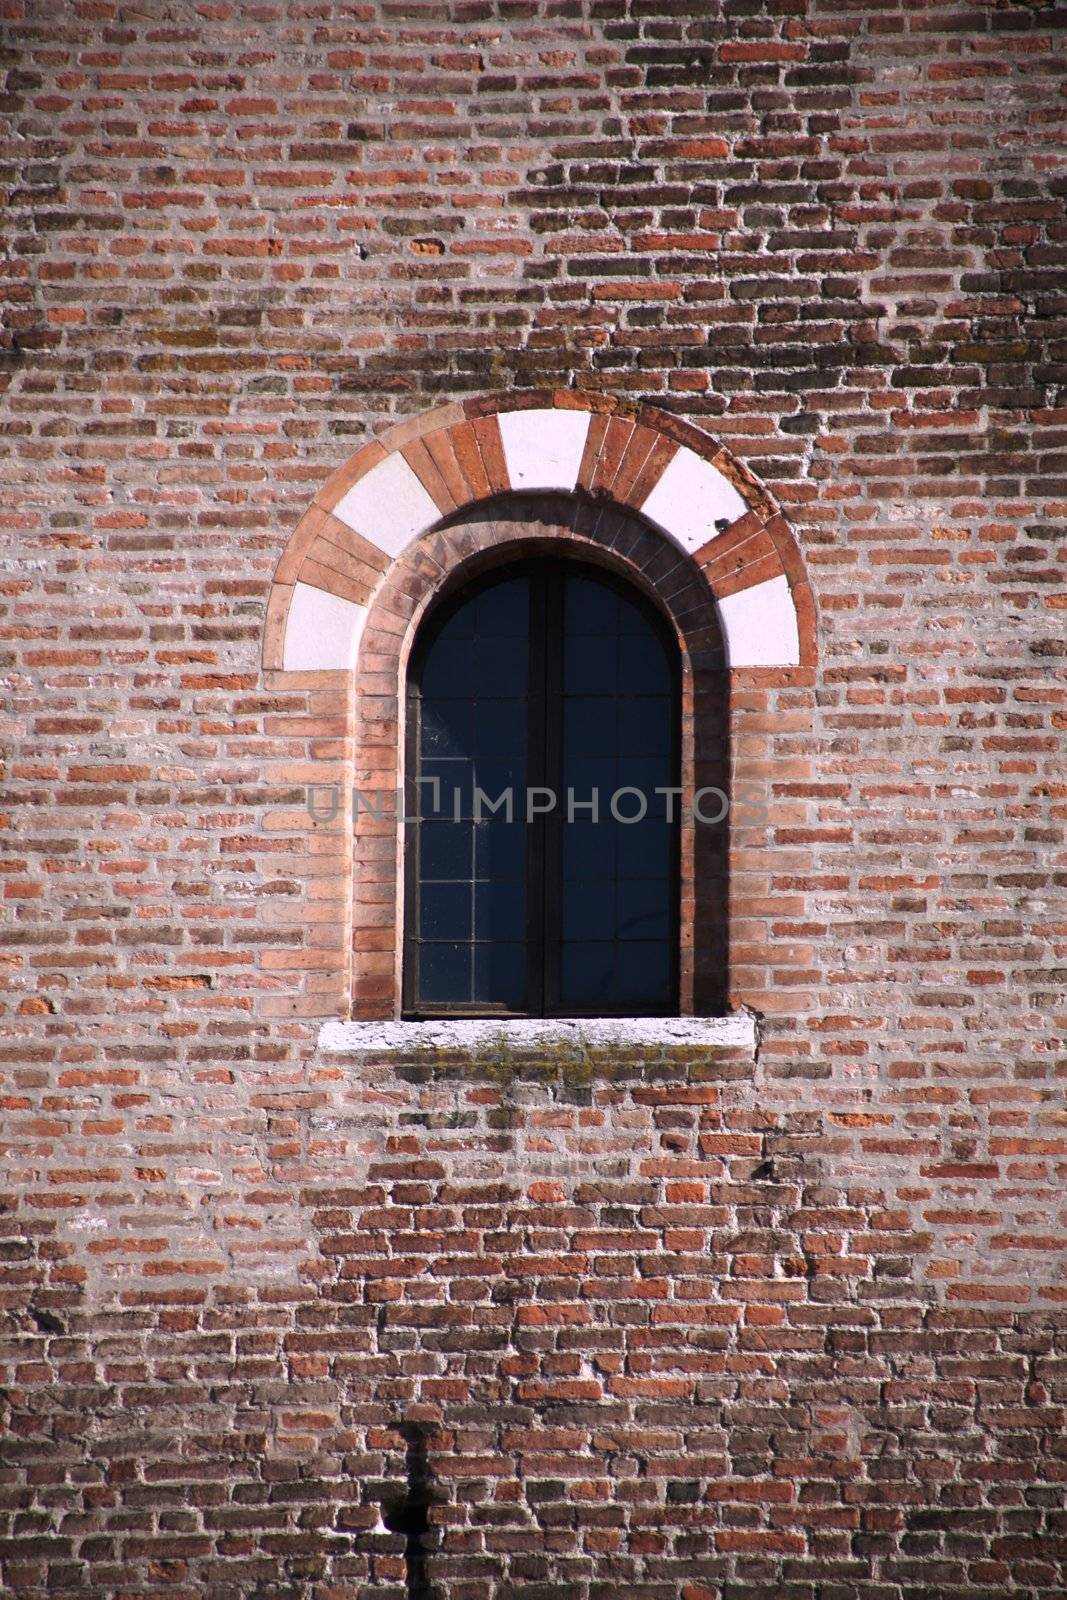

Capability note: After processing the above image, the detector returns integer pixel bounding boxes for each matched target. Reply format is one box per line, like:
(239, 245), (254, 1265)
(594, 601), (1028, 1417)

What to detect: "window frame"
(401, 555), (682, 1021)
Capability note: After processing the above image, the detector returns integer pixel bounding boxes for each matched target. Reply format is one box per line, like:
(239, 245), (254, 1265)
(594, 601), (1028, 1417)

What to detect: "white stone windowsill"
(318, 1014), (756, 1055)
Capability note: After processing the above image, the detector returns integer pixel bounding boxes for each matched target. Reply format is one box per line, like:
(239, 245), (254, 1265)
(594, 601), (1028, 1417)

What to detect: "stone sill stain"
(319, 1016), (756, 1091)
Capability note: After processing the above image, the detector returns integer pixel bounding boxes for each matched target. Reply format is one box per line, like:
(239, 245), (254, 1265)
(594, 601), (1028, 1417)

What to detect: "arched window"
(403, 559), (680, 1018)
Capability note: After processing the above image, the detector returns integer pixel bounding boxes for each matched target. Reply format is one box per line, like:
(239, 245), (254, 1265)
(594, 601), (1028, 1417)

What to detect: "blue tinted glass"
(415, 575), (530, 1013)
(475, 633), (527, 693)
(477, 578), (529, 637)
(421, 759), (473, 819)
(619, 633), (671, 692)
(421, 637), (476, 696)
(565, 576), (619, 635)
(475, 696), (526, 756)
(563, 634), (617, 694)
(434, 605), (476, 643)
(616, 587), (652, 635)
(562, 820), (615, 881)
(559, 565), (675, 1011)
(564, 696), (616, 758)
(412, 564), (677, 1016)
(625, 697), (672, 757)
(616, 940), (670, 1005)
(559, 941), (614, 1007)
(420, 821), (473, 880)
(475, 878), (526, 942)
(616, 877), (670, 941)
(562, 882), (616, 941)
(617, 819), (672, 880)
(420, 942), (471, 1003)
(473, 757), (524, 809)
(616, 757), (672, 815)
(473, 941), (525, 1009)
(422, 700), (473, 758)
(420, 882), (473, 942)
(566, 756), (616, 817)
(476, 820), (526, 879)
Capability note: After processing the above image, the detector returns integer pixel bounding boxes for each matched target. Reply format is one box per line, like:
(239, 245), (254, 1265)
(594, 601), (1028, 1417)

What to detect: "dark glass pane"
(626, 696), (672, 757)
(420, 942), (471, 1003)
(559, 940), (614, 1007)
(420, 820), (474, 880)
(474, 696), (526, 756)
(565, 755), (616, 818)
(557, 566), (677, 1013)
(563, 696), (616, 758)
(421, 699), (473, 759)
(616, 756), (672, 815)
(409, 561), (677, 1018)
(421, 758), (473, 819)
(562, 820), (616, 881)
(475, 879), (526, 943)
(472, 757), (524, 811)
(476, 819), (527, 878)
(420, 882), (473, 942)
(475, 633), (527, 692)
(616, 877), (670, 941)
(617, 598), (651, 636)
(421, 637), (476, 696)
(619, 633), (671, 692)
(478, 578), (529, 637)
(412, 574), (530, 1014)
(617, 940), (670, 1005)
(565, 576), (619, 635)
(617, 818), (672, 881)
(433, 605), (477, 643)
(563, 634), (617, 694)
(473, 941), (526, 1010)
(562, 881), (616, 941)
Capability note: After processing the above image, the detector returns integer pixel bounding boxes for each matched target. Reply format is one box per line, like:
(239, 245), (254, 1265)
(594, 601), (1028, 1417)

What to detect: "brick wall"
(1, 2), (1065, 1596)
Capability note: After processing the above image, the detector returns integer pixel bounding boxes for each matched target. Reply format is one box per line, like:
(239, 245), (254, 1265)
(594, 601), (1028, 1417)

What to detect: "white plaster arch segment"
(638, 445), (748, 552)
(716, 574), (800, 669)
(332, 452), (441, 560)
(498, 406), (590, 491)
(270, 396), (813, 674)
(282, 582), (367, 673)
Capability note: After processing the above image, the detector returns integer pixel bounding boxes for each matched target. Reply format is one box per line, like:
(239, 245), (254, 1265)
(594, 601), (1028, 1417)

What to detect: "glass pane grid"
(407, 563), (678, 1017)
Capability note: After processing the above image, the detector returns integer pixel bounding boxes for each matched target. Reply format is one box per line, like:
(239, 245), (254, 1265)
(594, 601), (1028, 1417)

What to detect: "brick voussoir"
(712, 548), (787, 601)
(400, 435), (459, 515)
(591, 414), (638, 497)
(421, 425), (472, 509)
(619, 429), (681, 511)
(376, 401), (465, 455)
(262, 583), (294, 671)
(576, 409), (612, 491)
(468, 413), (510, 495)
(275, 503), (337, 585)
(447, 418), (495, 501)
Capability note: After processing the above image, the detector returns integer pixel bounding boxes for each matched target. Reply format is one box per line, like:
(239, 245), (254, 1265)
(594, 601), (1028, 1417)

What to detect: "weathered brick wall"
(1, 2), (1065, 1596)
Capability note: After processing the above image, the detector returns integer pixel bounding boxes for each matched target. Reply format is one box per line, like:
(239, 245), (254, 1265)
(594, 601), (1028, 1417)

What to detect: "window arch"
(264, 392), (817, 1023)
(403, 558), (681, 1018)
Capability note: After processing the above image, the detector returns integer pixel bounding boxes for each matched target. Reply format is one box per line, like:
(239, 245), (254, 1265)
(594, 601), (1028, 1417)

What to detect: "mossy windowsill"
(317, 1014), (757, 1083)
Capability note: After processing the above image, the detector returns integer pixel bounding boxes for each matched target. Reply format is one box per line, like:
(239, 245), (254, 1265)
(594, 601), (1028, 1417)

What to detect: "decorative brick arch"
(265, 392), (816, 677)
(264, 393), (817, 1020)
